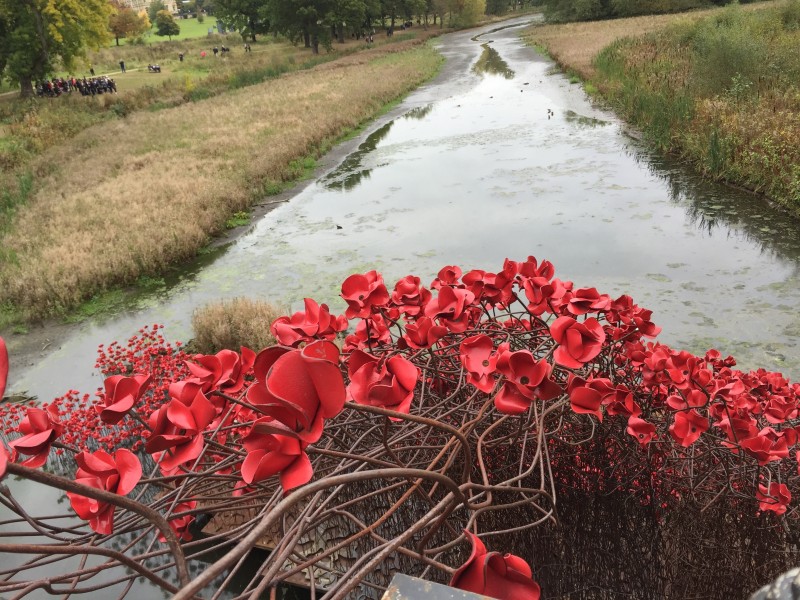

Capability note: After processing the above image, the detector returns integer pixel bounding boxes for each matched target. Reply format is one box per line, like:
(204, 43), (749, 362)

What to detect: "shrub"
(191, 297), (281, 353)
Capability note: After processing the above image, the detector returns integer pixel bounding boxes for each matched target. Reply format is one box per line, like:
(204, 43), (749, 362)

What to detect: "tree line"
(540, 0), (765, 22)
(0, 0), (539, 98)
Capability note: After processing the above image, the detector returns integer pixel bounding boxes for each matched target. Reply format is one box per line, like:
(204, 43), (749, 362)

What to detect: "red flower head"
(430, 265), (462, 290)
(186, 347), (256, 395)
(160, 501), (197, 542)
(757, 482), (791, 515)
(271, 298), (348, 347)
(9, 405), (63, 468)
(566, 376), (616, 421)
(450, 531), (541, 600)
(517, 255), (555, 281)
(424, 286), (477, 333)
(522, 277), (571, 316)
(146, 387), (216, 473)
(67, 449), (142, 535)
(341, 270), (389, 319)
(740, 428), (793, 465)
(240, 418), (312, 492)
(627, 416), (657, 446)
(550, 316), (606, 369)
(401, 317), (448, 349)
(606, 295), (661, 340)
(246, 341), (345, 443)
(578, 377), (641, 418)
(715, 415), (759, 448)
(343, 314), (391, 352)
(494, 347), (562, 414)
(97, 373), (152, 425)
(462, 268), (515, 308)
(347, 350), (419, 417)
(0, 335), (7, 400)
(669, 410), (709, 447)
(564, 287), (611, 316)
(0, 445), (8, 480)
(390, 275), (432, 318)
(459, 335), (499, 393)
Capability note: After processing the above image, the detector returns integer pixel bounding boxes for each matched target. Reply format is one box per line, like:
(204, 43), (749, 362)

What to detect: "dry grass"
(191, 297), (282, 353)
(522, 1), (782, 79)
(0, 40), (442, 318)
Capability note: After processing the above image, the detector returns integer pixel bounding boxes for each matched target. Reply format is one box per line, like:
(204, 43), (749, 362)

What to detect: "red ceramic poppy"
(459, 335), (499, 393)
(0, 445), (8, 480)
(247, 341), (345, 443)
(271, 298), (347, 347)
(390, 275), (432, 317)
(67, 448), (142, 534)
(756, 482), (791, 515)
(186, 347), (256, 394)
(341, 270), (389, 319)
(97, 373), (152, 425)
(146, 388), (216, 472)
(627, 416), (657, 446)
(347, 350), (419, 416)
(241, 418), (312, 491)
(402, 317), (448, 349)
(0, 335), (7, 400)
(9, 405), (63, 468)
(450, 531), (541, 600)
(550, 316), (605, 369)
(668, 410), (709, 447)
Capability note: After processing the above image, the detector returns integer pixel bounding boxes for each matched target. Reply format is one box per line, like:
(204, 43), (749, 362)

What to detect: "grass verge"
(522, 1), (800, 216)
(0, 41), (443, 322)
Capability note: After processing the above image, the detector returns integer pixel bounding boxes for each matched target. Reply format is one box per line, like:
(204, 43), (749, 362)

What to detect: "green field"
(120, 16), (222, 45)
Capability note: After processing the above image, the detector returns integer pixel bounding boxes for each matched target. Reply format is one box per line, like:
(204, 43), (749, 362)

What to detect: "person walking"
(119, 60), (126, 73)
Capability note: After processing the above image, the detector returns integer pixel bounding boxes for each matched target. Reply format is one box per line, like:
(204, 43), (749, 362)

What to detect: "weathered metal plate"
(381, 573), (492, 600)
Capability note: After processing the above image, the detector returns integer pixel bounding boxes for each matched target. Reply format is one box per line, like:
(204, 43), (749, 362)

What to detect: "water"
(3, 14), (800, 598)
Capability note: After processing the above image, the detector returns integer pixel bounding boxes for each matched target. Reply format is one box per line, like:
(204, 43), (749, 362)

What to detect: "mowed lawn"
(119, 16), (221, 45)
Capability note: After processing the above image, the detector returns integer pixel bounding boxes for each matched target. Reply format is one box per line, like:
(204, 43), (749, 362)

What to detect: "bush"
(783, 0), (800, 29)
(191, 297), (281, 353)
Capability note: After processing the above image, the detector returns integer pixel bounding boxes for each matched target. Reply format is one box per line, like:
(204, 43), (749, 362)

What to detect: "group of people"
(35, 76), (117, 98)
(212, 46), (230, 56)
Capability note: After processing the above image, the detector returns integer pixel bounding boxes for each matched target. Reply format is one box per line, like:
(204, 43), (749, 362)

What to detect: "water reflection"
(564, 109), (609, 128)
(473, 43), (515, 79)
(403, 104), (433, 120)
(322, 122), (393, 191)
(636, 148), (800, 269)
(321, 105), (433, 192)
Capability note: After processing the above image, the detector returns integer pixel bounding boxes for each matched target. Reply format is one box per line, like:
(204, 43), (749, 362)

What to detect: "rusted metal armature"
(1, 288), (797, 599)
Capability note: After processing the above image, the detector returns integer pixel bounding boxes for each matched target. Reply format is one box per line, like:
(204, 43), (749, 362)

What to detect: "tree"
(148, 0), (168, 23)
(155, 9), (181, 39)
(214, 0), (270, 42)
(0, 0), (112, 98)
(485, 0), (508, 15)
(108, 0), (150, 46)
(265, 0), (333, 53)
(329, 0), (380, 42)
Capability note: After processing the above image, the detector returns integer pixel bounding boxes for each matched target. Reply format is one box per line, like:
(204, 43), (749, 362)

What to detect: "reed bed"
(191, 297), (281, 353)
(0, 42), (442, 319)
(523, 1), (800, 215)
(522, 1), (780, 79)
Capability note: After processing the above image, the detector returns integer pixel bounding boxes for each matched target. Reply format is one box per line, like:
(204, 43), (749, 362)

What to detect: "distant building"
(121, 0), (178, 14)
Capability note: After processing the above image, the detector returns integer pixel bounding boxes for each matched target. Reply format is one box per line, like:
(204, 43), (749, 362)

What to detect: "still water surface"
(3, 15), (800, 598)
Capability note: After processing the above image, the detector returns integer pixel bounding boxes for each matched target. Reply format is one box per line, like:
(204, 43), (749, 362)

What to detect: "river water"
(3, 14), (800, 598)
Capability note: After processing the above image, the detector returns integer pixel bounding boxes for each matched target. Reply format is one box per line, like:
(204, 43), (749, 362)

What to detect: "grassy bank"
(524, 1), (800, 215)
(0, 41), (442, 322)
